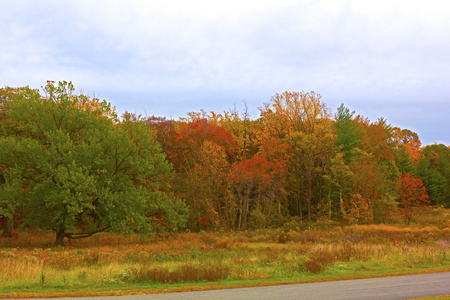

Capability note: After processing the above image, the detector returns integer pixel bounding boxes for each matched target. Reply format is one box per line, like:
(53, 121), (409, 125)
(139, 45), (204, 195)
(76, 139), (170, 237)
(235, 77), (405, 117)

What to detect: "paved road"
(34, 272), (450, 300)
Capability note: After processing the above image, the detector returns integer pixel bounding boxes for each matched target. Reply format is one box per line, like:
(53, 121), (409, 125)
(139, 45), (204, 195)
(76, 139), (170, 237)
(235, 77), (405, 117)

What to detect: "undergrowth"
(0, 219), (449, 295)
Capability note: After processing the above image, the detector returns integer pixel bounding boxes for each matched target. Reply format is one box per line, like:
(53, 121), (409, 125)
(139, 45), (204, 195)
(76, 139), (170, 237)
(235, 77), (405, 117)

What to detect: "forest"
(1, 81), (449, 244)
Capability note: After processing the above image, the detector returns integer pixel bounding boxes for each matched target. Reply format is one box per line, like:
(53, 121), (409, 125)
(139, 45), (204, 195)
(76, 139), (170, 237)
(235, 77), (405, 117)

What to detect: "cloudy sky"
(1, 0), (449, 145)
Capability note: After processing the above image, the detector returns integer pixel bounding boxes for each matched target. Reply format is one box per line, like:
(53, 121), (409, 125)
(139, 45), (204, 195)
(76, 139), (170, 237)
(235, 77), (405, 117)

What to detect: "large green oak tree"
(0, 81), (187, 245)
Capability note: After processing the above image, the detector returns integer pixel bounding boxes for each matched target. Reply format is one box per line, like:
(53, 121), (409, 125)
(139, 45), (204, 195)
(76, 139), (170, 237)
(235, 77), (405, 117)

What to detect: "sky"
(1, 0), (449, 146)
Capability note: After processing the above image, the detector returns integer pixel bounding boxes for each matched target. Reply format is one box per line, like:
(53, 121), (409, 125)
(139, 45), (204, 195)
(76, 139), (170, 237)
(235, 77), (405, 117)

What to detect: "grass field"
(1, 216), (449, 298)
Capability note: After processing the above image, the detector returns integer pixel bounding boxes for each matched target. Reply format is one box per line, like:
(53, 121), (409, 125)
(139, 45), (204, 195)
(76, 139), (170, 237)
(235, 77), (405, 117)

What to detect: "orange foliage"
(229, 153), (288, 229)
(398, 173), (429, 224)
(171, 118), (237, 169)
(355, 116), (393, 161)
(343, 194), (373, 224)
(391, 127), (422, 165)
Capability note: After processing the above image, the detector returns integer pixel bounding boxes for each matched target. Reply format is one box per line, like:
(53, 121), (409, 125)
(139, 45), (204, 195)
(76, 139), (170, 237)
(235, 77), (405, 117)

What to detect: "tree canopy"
(1, 82), (448, 240)
(0, 82), (187, 245)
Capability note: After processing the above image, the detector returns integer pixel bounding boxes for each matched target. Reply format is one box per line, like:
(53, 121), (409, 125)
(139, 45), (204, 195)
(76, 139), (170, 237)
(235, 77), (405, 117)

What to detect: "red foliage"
(169, 118), (237, 171)
(198, 215), (210, 227)
(177, 118), (237, 156)
(398, 172), (429, 224)
(230, 154), (285, 186)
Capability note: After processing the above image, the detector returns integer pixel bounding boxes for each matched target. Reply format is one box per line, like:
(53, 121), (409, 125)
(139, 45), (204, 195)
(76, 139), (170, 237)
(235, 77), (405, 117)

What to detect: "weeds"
(0, 220), (449, 294)
(127, 262), (231, 283)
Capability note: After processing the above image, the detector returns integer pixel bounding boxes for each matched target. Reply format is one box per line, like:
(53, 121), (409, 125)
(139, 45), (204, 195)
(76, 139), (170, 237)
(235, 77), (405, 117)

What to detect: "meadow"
(0, 207), (449, 298)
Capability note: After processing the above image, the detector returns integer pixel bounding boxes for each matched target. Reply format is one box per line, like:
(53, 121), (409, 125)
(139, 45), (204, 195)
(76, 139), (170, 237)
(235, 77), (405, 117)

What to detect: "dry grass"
(0, 254), (44, 282)
(0, 212), (448, 295)
(127, 262), (231, 283)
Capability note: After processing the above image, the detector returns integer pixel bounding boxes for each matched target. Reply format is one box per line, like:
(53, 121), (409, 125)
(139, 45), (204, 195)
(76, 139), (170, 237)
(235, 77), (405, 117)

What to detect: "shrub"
(248, 204), (267, 230)
(305, 247), (336, 273)
(277, 232), (291, 244)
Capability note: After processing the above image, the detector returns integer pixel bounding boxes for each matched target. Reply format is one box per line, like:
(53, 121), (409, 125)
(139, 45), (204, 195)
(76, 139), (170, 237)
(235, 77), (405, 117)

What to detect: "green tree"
(0, 86), (28, 236)
(334, 104), (361, 163)
(416, 144), (450, 206)
(0, 81), (186, 245)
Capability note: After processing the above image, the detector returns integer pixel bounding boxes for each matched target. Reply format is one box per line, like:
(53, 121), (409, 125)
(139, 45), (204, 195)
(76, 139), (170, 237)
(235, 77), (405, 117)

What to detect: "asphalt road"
(31, 272), (450, 300)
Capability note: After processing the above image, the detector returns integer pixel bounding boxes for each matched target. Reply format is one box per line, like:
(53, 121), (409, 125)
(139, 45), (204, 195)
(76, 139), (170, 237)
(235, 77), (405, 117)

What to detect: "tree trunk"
(238, 189), (243, 230)
(55, 227), (66, 246)
(298, 190), (303, 221)
(306, 174), (312, 222)
(327, 187), (332, 219)
(1, 217), (13, 237)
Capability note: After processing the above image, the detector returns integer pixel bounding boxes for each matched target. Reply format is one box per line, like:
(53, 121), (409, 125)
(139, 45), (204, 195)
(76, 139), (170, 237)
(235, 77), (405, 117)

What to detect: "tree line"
(1, 82), (449, 244)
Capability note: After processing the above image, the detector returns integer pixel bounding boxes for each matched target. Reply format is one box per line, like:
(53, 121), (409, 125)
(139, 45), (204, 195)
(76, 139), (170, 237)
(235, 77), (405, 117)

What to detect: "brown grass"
(0, 210), (448, 297)
(128, 262), (231, 283)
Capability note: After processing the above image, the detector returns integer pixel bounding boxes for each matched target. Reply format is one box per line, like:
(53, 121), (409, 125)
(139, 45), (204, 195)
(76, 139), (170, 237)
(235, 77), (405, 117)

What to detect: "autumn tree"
(391, 127), (422, 173)
(0, 81), (186, 245)
(347, 116), (400, 222)
(355, 116), (395, 162)
(324, 152), (353, 220)
(229, 153), (288, 229)
(189, 140), (230, 229)
(163, 116), (237, 230)
(285, 122), (335, 221)
(258, 91), (333, 221)
(170, 118), (236, 172)
(219, 104), (259, 161)
(398, 172), (429, 224)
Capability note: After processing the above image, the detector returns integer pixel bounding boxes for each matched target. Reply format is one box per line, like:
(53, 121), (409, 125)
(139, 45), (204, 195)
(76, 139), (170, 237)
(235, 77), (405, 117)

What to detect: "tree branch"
(64, 226), (111, 240)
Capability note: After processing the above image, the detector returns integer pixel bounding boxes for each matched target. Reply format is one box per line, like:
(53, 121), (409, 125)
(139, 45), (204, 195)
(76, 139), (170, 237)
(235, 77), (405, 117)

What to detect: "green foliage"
(0, 81), (187, 244)
(416, 144), (450, 207)
(2, 82), (447, 234)
(334, 104), (361, 163)
(248, 204), (267, 229)
(372, 194), (399, 224)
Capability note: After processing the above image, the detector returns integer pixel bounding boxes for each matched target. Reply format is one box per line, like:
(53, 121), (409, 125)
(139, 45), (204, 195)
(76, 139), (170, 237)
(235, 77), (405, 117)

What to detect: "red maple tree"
(398, 173), (429, 224)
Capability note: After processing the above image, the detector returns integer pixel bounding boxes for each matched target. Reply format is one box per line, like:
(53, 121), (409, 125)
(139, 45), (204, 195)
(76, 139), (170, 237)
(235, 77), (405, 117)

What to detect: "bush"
(304, 249), (336, 273)
(248, 204), (267, 230)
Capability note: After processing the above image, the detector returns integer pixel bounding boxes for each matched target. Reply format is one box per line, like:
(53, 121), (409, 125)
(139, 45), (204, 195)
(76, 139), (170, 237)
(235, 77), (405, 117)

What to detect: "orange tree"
(165, 116), (236, 230)
(347, 116), (400, 223)
(258, 91), (333, 221)
(229, 153), (288, 229)
(391, 127), (422, 169)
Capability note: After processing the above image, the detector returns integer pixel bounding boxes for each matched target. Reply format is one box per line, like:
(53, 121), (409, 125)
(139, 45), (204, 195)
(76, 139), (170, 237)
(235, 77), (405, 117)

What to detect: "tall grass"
(1, 254), (43, 282)
(0, 219), (449, 294)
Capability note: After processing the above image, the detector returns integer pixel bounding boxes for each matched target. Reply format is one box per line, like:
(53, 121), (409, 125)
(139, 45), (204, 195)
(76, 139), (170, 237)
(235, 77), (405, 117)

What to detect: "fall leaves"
(1, 82), (448, 237)
(399, 173), (429, 225)
(140, 91), (444, 229)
